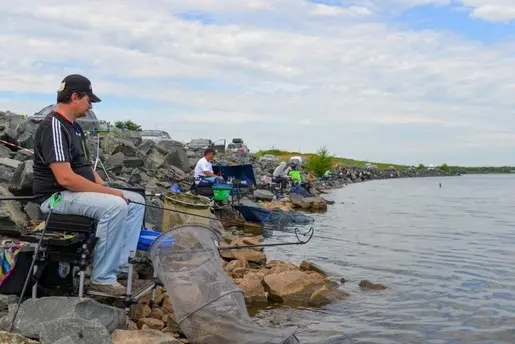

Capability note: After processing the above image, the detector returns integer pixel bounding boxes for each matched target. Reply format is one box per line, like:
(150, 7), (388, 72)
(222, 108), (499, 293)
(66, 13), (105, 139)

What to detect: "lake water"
(257, 174), (515, 344)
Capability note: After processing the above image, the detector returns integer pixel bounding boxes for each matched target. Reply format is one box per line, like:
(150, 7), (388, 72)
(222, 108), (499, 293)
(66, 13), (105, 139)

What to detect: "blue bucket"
(138, 229), (175, 252)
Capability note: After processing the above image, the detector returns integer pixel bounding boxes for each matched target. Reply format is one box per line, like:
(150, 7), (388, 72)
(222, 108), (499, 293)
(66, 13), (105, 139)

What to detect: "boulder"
(0, 297), (126, 339)
(111, 329), (181, 344)
(262, 270), (329, 306)
(124, 156), (144, 168)
(105, 152), (125, 173)
(235, 275), (268, 304)
(0, 331), (38, 344)
(14, 120), (38, 149)
(309, 285), (349, 307)
(0, 186), (28, 235)
(102, 134), (137, 156)
(0, 144), (11, 158)
(157, 141), (188, 172)
(130, 303), (151, 322)
(300, 260), (328, 276)
(220, 244), (267, 265)
(137, 318), (165, 330)
(0, 158), (21, 183)
(9, 160), (33, 196)
(254, 189), (274, 201)
(38, 318), (112, 344)
(0, 112), (23, 144)
(359, 280), (387, 291)
(0, 294), (18, 318)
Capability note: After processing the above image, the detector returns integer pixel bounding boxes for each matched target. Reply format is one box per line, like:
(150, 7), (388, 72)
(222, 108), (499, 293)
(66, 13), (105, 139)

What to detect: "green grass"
(254, 149), (515, 173)
(254, 149), (409, 170)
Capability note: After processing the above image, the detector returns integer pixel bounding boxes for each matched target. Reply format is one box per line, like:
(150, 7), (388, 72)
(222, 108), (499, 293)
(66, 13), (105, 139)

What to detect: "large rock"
(220, 238), (266, 265)
(105, 152), (125, 173)
(1, 297), (126, 339)
(0, 112), (24, 144)
(102, 134), (137, 156)
(235, 275), (268, 304)
(0, 186), (28, 234)
(0, 158), (21, 183)
(13, 120), (38, 149)
(157, 141), (188, 172)
(38, 318), (112, 344)
(111, 329), (181, 344)
(262, 270), (329, 306)
(0, 144), (11, 158)
(0, 331), (38, 344)
(300, 260), (328, 276)
(9, 160), (33, 196)
(309, 285), (349, 307)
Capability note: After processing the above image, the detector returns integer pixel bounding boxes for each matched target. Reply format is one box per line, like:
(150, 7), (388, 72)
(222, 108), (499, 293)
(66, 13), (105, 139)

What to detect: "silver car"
(140, 130), (172, 142)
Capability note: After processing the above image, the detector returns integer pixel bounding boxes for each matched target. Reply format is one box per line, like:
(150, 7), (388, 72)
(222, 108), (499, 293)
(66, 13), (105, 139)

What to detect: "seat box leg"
(124, 250), (135, 323)
(31, 266), (38, 299)
(148, 268), (158, 308)
(31, 245), (48, 299)
(78, 237), (94, 298)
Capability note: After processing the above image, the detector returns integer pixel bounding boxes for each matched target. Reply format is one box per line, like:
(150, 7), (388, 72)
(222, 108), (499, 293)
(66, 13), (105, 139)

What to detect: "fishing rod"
(128, 199), (315, 248)
(140, 193), (314, 228)
(8, 192), (61, 333)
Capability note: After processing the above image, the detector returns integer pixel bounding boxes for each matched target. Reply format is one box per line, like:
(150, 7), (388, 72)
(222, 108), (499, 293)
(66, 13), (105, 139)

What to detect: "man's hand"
(110, 189), (129, 204)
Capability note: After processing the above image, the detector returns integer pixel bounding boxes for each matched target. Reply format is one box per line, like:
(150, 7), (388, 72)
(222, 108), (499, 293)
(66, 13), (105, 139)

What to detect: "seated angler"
(193, 147), (223, 185)
(32, 74), (146, 296)
(272, 161), (291, 190)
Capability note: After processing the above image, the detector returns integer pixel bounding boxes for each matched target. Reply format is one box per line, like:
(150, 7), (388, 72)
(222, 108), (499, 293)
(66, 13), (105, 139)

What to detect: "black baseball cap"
(58, 74), (101, 103)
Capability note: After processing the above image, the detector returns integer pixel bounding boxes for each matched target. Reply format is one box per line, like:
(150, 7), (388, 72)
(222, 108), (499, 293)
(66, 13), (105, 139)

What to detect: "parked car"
(185, 138), (227, 154)
(228, 138), (249, 154)
(30, 104), (101, 132)
(259, 154), (278, 162)
(141, 130), (172, 142)
(185, 138), (212, 150)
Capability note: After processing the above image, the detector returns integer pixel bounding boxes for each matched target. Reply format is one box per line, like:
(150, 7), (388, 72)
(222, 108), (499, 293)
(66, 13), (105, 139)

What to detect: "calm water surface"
(257, 174), (515, 344)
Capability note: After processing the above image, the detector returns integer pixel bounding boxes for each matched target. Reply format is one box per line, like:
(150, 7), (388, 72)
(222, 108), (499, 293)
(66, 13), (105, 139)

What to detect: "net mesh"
(149, 224), (300, 344)
(161, 192), (222, 230)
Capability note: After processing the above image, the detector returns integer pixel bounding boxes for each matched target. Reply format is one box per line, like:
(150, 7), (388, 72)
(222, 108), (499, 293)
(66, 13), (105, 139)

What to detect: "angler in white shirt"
(194, 147), (222, 184)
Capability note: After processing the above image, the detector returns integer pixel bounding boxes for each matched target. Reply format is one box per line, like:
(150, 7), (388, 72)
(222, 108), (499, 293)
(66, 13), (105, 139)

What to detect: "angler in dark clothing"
(33, 74), (145, 296)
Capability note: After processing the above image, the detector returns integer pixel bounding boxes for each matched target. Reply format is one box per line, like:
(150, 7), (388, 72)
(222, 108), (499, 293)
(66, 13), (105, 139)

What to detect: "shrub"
(306, 146), (333, 177)
(114, 120), (142, 131)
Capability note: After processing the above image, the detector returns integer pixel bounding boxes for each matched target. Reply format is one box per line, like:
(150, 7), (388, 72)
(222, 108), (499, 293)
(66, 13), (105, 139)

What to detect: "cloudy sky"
(1, 0), (514, 166)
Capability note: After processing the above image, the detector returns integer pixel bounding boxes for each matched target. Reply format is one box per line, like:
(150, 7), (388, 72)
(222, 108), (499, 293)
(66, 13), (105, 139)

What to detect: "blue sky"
(0, 0), (514, 166)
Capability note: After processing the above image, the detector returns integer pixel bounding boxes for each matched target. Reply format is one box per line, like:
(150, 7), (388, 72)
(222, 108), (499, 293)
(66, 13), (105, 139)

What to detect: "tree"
(439, 163), (451, 174)
(306, 146), (333, 177)
(114, 120), (142, 131)
(417, 163), (425, 170)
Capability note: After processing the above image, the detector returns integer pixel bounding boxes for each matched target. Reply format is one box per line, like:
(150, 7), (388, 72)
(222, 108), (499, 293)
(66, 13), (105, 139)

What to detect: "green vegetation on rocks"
(254, 149), (514, 175)
(305, 146), (333, 177)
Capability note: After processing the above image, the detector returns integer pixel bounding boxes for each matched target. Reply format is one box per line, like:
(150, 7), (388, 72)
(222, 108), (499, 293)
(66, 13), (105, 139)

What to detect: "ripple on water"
(258, 175), (515, 343)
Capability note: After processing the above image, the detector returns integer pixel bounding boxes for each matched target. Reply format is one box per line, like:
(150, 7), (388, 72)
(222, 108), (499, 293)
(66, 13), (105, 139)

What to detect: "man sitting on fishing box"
(193, 147), (224, 186)
(32, 74), (146, 296)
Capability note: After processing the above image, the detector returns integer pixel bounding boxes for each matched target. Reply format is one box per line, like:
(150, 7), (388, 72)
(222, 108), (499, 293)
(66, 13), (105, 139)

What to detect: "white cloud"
(0, 0), (514, 165)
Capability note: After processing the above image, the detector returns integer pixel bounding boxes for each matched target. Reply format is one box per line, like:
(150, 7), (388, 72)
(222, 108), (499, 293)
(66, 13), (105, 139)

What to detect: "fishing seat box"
(0, 214), (98, 296)
(0, 245), (36, 294)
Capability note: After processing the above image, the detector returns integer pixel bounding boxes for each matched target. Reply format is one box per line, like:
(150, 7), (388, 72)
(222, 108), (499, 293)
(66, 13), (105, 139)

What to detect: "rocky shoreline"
(0, 110), (434, 342)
